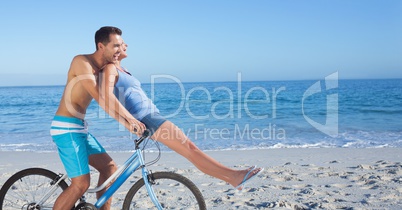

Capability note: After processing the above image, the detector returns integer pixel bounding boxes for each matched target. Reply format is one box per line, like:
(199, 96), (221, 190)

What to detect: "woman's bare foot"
(230, 166), (264, 190)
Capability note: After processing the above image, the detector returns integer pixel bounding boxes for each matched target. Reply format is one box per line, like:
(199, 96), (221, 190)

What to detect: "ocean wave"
(2, 129), (402, 152)
(357, 108), (402, 115)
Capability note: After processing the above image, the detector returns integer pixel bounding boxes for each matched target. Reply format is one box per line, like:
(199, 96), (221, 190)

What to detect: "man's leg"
(151, 121), (262, 188)
(51, 117), (95, 209)
(53, 174), (90, 210)
(89, 153), (117, 210)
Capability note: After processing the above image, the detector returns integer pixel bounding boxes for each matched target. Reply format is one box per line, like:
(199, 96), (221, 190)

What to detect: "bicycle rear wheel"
(123, 171), (206, 210)
(0, 168), (69, 210)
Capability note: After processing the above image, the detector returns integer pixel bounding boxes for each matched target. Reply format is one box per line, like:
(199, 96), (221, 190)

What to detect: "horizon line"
(1, 78), (401, 88)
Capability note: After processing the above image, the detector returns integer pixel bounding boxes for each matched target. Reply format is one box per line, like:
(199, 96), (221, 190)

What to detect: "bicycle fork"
(138, 151), (163, 210)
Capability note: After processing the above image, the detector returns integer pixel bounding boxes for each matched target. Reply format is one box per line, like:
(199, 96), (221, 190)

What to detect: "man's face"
(102, 34), (122, 64)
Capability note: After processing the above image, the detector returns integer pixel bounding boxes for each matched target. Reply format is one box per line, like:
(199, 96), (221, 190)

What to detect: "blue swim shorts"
(50, 115), (106, 178)
(140, 112), (167, 136)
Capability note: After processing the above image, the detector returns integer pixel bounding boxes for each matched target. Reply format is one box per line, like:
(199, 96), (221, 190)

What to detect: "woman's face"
(119, 41), (128, 60)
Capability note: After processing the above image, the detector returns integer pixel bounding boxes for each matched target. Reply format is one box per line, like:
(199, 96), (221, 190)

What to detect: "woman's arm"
(98, 63), (146, 135)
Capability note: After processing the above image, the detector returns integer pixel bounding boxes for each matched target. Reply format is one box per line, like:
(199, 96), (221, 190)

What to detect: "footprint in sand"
(270, 185), (292, 190)
(200, 182), (214, 187)
(273, 175), (302, 182)
(292, 184), (310, 189)
(329, 183), (353, 188)
(208, 180), (226, 186)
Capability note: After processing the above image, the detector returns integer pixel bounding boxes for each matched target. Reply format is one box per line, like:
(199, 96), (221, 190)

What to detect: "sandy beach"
(1, 148), (402, 209)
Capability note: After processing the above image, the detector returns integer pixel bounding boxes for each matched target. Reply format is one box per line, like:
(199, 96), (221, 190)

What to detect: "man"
(50, 26), (145, 210)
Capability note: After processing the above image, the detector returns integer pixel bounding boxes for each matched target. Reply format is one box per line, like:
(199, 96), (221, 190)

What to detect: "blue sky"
(0, 0), (401, 86)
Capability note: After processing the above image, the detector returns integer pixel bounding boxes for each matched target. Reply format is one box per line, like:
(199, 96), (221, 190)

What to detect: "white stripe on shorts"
(50, 120), (88, 136)
(51, 121), (86, 129)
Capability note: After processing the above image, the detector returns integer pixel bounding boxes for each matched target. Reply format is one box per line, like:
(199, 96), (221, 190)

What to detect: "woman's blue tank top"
(113, 68), (159, 120)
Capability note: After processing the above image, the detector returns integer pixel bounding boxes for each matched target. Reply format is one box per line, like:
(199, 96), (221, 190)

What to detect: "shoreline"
(1, 148), (402, 209)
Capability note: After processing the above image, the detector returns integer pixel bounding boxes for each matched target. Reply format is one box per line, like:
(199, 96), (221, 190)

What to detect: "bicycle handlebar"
(143, 130), (150, 138)
(134, 130), (150, 148)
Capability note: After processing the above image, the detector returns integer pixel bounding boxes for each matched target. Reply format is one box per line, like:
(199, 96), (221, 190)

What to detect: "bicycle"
(0, 130), (206, 209)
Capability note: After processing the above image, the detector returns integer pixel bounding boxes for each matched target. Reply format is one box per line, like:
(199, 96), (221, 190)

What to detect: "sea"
(1, 78), (401, 152)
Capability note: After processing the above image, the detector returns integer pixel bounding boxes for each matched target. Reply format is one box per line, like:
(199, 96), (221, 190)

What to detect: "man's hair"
(95, 26), (122, 50)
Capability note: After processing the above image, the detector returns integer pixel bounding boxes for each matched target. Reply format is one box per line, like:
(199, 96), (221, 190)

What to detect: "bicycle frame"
(93, 146), (162, 209)
(34, 173), (68, 208)
(37, 134), (163, 209)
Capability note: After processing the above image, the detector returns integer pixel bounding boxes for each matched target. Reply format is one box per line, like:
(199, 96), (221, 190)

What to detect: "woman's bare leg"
(151, 120), (262, 188)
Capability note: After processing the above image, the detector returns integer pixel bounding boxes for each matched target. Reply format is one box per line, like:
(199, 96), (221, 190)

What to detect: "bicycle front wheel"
(0, 168), (69, 210)
(123, 171), (206, 210)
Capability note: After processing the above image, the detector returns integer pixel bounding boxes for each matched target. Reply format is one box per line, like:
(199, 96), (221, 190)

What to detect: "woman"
(100, 41), (263, 190)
